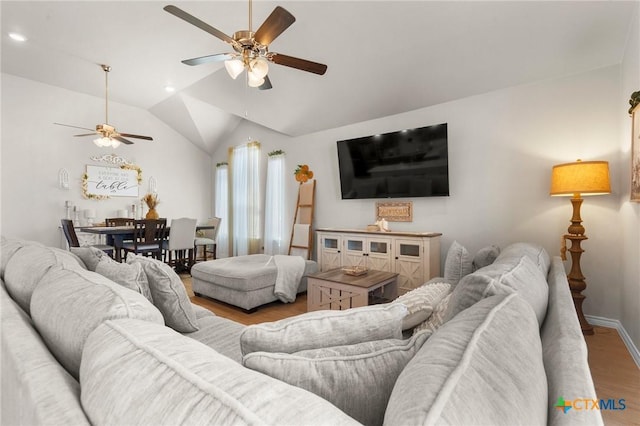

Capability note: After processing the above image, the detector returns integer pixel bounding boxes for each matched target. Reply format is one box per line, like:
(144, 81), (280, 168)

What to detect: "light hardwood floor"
(181, 275), (640, 424)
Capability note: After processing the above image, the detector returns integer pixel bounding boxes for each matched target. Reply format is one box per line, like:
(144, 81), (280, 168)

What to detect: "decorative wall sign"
(376, 201), (413, 222)
(632, 102), (640, 202)
(82, 165), (140, 199)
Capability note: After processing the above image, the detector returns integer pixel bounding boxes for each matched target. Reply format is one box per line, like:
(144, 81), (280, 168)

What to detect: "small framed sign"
(83, 165), (139, 199)
(376, 201), (413, 222)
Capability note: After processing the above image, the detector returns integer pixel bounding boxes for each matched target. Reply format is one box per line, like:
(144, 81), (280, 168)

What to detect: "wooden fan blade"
(254, 6), (295, 46)
(54, 122), (96, 132)
(164, 5), (238, 48)
(73, 133), (99, 137)
(119, 133), (153, 141)
(182, 53), (234, 66)
(258, 75), (273, 90)
(113, 136), (135, 145)
(271, 53), (327, 75)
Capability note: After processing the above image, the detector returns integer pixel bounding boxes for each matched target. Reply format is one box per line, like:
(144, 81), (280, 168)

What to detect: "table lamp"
(550, 159), (610, 335)
(84, 209), (96, 226)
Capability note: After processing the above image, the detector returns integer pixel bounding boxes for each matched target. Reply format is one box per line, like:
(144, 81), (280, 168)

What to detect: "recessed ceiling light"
(9, 32), (27, 42)
(165, 85), (175, 93)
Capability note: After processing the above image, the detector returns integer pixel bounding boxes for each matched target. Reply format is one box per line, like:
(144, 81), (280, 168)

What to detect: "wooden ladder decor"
(288, 179), (316, 259)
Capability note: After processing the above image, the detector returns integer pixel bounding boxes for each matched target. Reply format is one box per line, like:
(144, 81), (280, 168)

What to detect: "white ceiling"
(1, 1), (636, 153)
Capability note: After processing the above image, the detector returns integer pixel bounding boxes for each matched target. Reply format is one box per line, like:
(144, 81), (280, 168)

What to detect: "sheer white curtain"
(231, 141), (261, 256)
(214, 163), (229, 258)
(264, 153), (287, 255)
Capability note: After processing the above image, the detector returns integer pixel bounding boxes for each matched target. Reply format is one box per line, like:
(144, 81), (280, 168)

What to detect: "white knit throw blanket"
(273, 255), (306, 303)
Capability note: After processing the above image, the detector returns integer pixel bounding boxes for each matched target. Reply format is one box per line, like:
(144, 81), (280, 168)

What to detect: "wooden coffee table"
(307, 268), (398, 311)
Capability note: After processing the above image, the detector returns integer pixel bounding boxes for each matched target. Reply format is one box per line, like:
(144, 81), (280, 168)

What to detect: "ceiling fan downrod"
(101, 64), (111, 125)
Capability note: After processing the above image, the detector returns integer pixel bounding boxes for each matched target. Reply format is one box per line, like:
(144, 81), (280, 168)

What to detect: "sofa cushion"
(1, 281), (90, 426)
(472, 244), (501, 271)
(443, 241), (472, 284)
(183, 314), (246, 363)
(391, 278), (452, 330)
(497, 242), (550, 277)
(70, 246), (110, 271)
(244, 330), (431, 426)
(384, 293), (547, 425)
(80, 319), (360, 426)
(4, 244), (85, 314)
(240, 303), (407, 356)
(95, 257), (153, 303)
(1, 238), (42, 279)
(30, 266), (164, 379)
(445, 255), (549, 325)
(127, 254), (199, 333)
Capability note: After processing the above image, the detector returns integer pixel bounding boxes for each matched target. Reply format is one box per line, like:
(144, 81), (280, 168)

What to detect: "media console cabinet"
(315, 228), (442, 295)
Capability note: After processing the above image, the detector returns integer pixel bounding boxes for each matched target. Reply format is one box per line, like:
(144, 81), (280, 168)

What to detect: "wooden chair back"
(60, 219), (80, 247)
(132, 219), (167, 245)
(105, 217), (135, 227)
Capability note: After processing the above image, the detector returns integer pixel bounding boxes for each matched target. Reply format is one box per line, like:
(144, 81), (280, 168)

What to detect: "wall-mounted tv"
(337, 123), (449, 199)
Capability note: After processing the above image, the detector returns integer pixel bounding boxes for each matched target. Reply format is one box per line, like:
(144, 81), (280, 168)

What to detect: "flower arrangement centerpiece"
(142, 193), (160, 219)
(294, 164), (314, 183)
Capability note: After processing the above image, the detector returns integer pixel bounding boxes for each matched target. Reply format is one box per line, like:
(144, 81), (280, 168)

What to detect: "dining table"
(79, 223), (216, 262)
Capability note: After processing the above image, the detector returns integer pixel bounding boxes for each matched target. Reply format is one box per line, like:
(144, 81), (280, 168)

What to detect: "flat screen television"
(337, 123), (449, 199)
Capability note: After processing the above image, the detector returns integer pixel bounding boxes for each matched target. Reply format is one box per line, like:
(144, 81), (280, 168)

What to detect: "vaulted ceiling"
(2, 1), (636, 153)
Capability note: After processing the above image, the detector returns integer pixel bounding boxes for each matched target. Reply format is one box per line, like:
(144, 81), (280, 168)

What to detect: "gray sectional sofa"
(1, 236), (602, 425)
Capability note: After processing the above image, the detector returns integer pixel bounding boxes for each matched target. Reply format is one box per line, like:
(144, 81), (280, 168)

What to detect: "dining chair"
(105, 217), (135, 259)
(121, 219), (167, 261)
(194, 217), (221, 261)
(60, 219), (114, 257)
(163, 217), (198, 272)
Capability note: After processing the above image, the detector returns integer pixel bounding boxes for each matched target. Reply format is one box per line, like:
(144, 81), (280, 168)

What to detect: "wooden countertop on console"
(316, 228), (442, 237)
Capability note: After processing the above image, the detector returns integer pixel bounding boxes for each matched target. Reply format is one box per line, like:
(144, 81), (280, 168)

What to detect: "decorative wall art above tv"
(337, 123), (449, 199)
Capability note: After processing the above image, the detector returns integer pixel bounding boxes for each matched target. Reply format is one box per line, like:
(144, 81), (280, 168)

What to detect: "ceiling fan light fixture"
(225, 59), (245, 79)
(94, 137), (120, 148)
(247, 72), (265, 88)
(249, 57), (269, 79)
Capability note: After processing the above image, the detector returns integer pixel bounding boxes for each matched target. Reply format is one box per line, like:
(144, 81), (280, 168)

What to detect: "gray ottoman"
(191, 254), (318, 312)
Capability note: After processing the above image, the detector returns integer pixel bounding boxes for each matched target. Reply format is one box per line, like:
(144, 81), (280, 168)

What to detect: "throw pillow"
(30, 266), (164, 379)
(243, 330), (432, 426)
(413, 292), (452, 335)
(240, 303), (407, 356)
(95, 257), (154, 303)
(472, 244), (501, 271)
(385, 293), (546, 426)
(126, 254), (199, 333)
(444, 255), (549, 325)
(443, 241), (472, 284)
(70, 246), (109, 271)
(392, 279), (452, 330)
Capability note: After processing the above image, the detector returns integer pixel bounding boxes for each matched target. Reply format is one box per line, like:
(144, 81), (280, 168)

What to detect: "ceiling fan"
(164, 1), (327, 90)
(54, 64), (153, 148)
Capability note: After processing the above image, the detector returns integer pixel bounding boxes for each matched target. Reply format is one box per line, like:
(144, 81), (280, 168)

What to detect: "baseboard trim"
(586, 315), (640, 369)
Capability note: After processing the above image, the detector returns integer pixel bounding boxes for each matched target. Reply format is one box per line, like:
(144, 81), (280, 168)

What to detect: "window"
(230, 141), (261, 256)
(264, 152), (287, 254)
(214, 163), (229, 258)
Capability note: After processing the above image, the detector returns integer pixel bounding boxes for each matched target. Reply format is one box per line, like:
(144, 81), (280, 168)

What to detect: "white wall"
(618, 5), (640, 348)
(1, 74), (214, 247)
(213, 65), (637, 346)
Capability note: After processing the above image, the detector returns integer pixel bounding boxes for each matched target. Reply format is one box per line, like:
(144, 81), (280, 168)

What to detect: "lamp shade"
(224, 59), (244, 80)
(550, 160), (611, 196)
